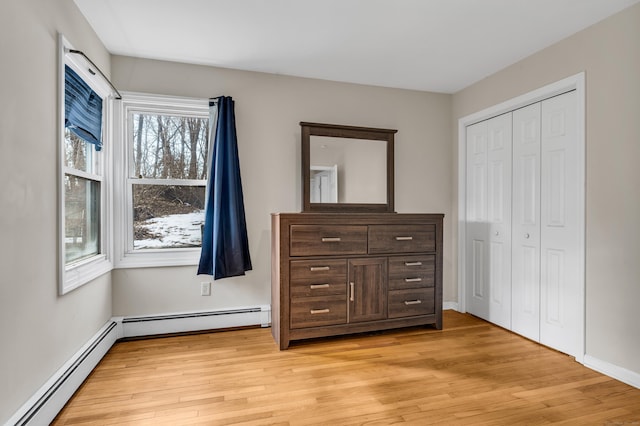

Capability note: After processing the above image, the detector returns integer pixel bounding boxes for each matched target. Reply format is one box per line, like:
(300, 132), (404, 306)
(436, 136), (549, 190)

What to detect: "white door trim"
(457, 72), (585, 363)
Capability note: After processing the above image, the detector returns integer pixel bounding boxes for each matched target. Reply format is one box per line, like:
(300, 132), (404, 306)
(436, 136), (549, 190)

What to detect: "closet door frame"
(457, 73), (585, 363)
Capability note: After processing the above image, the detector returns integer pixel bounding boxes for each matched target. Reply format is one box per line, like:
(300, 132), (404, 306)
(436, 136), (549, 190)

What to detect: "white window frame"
(58, 34), (114, 295)
(114, 92), (210, 268)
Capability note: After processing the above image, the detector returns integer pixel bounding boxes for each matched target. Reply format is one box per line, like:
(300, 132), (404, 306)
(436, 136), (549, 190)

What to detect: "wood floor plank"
(52, 311), (640, 425)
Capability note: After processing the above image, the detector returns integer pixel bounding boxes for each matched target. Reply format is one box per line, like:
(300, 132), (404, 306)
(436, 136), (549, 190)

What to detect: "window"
(64, 130), (101, 264)
(115, 93), (210, 267)
(59, 35), (113, 294)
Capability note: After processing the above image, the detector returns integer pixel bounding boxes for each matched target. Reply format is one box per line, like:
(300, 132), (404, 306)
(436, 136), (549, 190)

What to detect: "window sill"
(115, 248), (201, 269)
(61, 255), (113, 295)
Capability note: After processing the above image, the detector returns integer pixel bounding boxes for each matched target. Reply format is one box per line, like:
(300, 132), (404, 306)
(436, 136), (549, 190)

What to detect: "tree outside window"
(129, 111), (209, 250)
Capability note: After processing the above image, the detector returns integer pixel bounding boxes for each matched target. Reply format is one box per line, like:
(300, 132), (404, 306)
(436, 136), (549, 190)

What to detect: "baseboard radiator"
(120, 305), (271, 338)
(6, 305), (271, 426)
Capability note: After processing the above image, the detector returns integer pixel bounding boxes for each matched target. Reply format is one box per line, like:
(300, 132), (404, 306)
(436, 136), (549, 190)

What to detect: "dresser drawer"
(290, 259), (347, 297)
(290, 295), (347, 329)
(388, 255), (435, 290)
(290, 225), (368, 256)
(388, 288), (435, 318)
(368, 225), (436, 254)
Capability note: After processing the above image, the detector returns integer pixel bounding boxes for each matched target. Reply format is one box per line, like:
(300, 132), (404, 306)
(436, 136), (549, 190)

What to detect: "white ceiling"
(74, 0), (639, 93)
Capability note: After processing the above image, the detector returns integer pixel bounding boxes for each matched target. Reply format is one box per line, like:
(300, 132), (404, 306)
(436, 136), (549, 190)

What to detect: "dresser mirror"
(301, 122), (396, 212)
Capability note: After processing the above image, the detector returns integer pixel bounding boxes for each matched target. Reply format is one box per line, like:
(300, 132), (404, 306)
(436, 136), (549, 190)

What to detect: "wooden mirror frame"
(301, 122), (396, 213)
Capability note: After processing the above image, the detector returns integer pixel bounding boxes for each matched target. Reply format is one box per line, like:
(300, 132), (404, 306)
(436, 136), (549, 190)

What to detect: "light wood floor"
(53, 311), (640, 425)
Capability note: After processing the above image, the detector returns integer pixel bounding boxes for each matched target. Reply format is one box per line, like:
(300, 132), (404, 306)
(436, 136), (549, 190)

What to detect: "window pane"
(132, 113), (209, 180)
(65, 175), (100, 263)
(65, 129), (96, 173)
(133, 184), (205, 250)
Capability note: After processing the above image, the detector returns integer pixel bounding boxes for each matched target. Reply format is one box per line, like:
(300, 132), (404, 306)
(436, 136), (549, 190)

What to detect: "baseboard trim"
(443, 301), (460, 311)
(583, 355), (640, 389)
(120, 305), (271, 338)
(7, 321), (118, 426)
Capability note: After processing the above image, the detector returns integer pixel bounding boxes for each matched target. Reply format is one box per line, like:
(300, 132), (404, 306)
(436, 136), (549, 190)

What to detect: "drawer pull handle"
(404, 300), (422, 306)
(350, 282), (355, 302)
(310, 284), (330, 289)
(396, 236), (413, 241)
(309, 266), (330, 272)
(404, 261), (423, 266)
(321, 237), (341, 242)
(405, 277), (423, 283)
(310, 309), (330, 315)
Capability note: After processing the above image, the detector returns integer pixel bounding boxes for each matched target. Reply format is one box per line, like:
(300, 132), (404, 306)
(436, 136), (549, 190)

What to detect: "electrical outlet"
(200, 282), (211, 296)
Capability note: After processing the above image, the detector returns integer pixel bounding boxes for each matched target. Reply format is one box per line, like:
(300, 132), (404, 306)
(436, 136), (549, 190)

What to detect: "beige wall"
(110, 56), (454, 316)
(452, 4), (640, 373)
(0, 0), (113, 423)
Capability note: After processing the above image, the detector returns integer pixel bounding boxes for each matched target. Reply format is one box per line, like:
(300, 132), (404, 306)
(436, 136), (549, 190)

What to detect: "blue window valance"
(64, 65), (103, 150)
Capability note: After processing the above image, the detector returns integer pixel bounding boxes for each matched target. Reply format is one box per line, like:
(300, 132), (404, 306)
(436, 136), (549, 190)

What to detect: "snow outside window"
(115, 93), (210, 268)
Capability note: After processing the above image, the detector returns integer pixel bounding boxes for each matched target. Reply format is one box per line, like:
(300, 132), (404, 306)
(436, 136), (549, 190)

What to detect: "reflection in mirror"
(301, 122), (396, 213)
(310, 164), (338, 203)
(310, 136), (386, 204)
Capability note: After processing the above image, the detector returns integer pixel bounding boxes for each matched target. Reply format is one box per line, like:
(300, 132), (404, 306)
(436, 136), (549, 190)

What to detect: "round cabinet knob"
(525, 233), (530, 239)
(495, 231), (500, 236)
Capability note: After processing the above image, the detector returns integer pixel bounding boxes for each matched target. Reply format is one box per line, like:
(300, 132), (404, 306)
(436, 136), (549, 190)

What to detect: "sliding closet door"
(539, 91), (579, 356)
(465, 113), (512, 329)
(511, 103), (541, 342)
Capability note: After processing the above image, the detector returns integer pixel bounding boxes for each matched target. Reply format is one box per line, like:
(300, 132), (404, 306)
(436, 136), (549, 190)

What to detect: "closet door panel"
(465, 120), (490, 320)
(540, 91), (579, 356)
(512, 103), (541, 342)
(486, 113), (512, 329)
(465, 114), (512, 328)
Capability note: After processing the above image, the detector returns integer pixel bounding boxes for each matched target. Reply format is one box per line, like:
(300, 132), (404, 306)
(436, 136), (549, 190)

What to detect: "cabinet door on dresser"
(348, 258), (388, 322)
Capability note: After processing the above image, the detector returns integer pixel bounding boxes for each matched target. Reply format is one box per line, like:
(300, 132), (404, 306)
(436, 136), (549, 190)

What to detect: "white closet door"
(464, 88), (581, 358)
(512, 103), (541, 342)
(465, 113), (512, 328)
(539, 91), (579, 356)
(486, 114), (513, 328)
(465, 120), (489, 320)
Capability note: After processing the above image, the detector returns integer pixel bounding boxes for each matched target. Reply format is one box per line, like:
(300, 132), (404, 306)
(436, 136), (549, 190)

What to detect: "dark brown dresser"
(271, 213), (444, 349)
